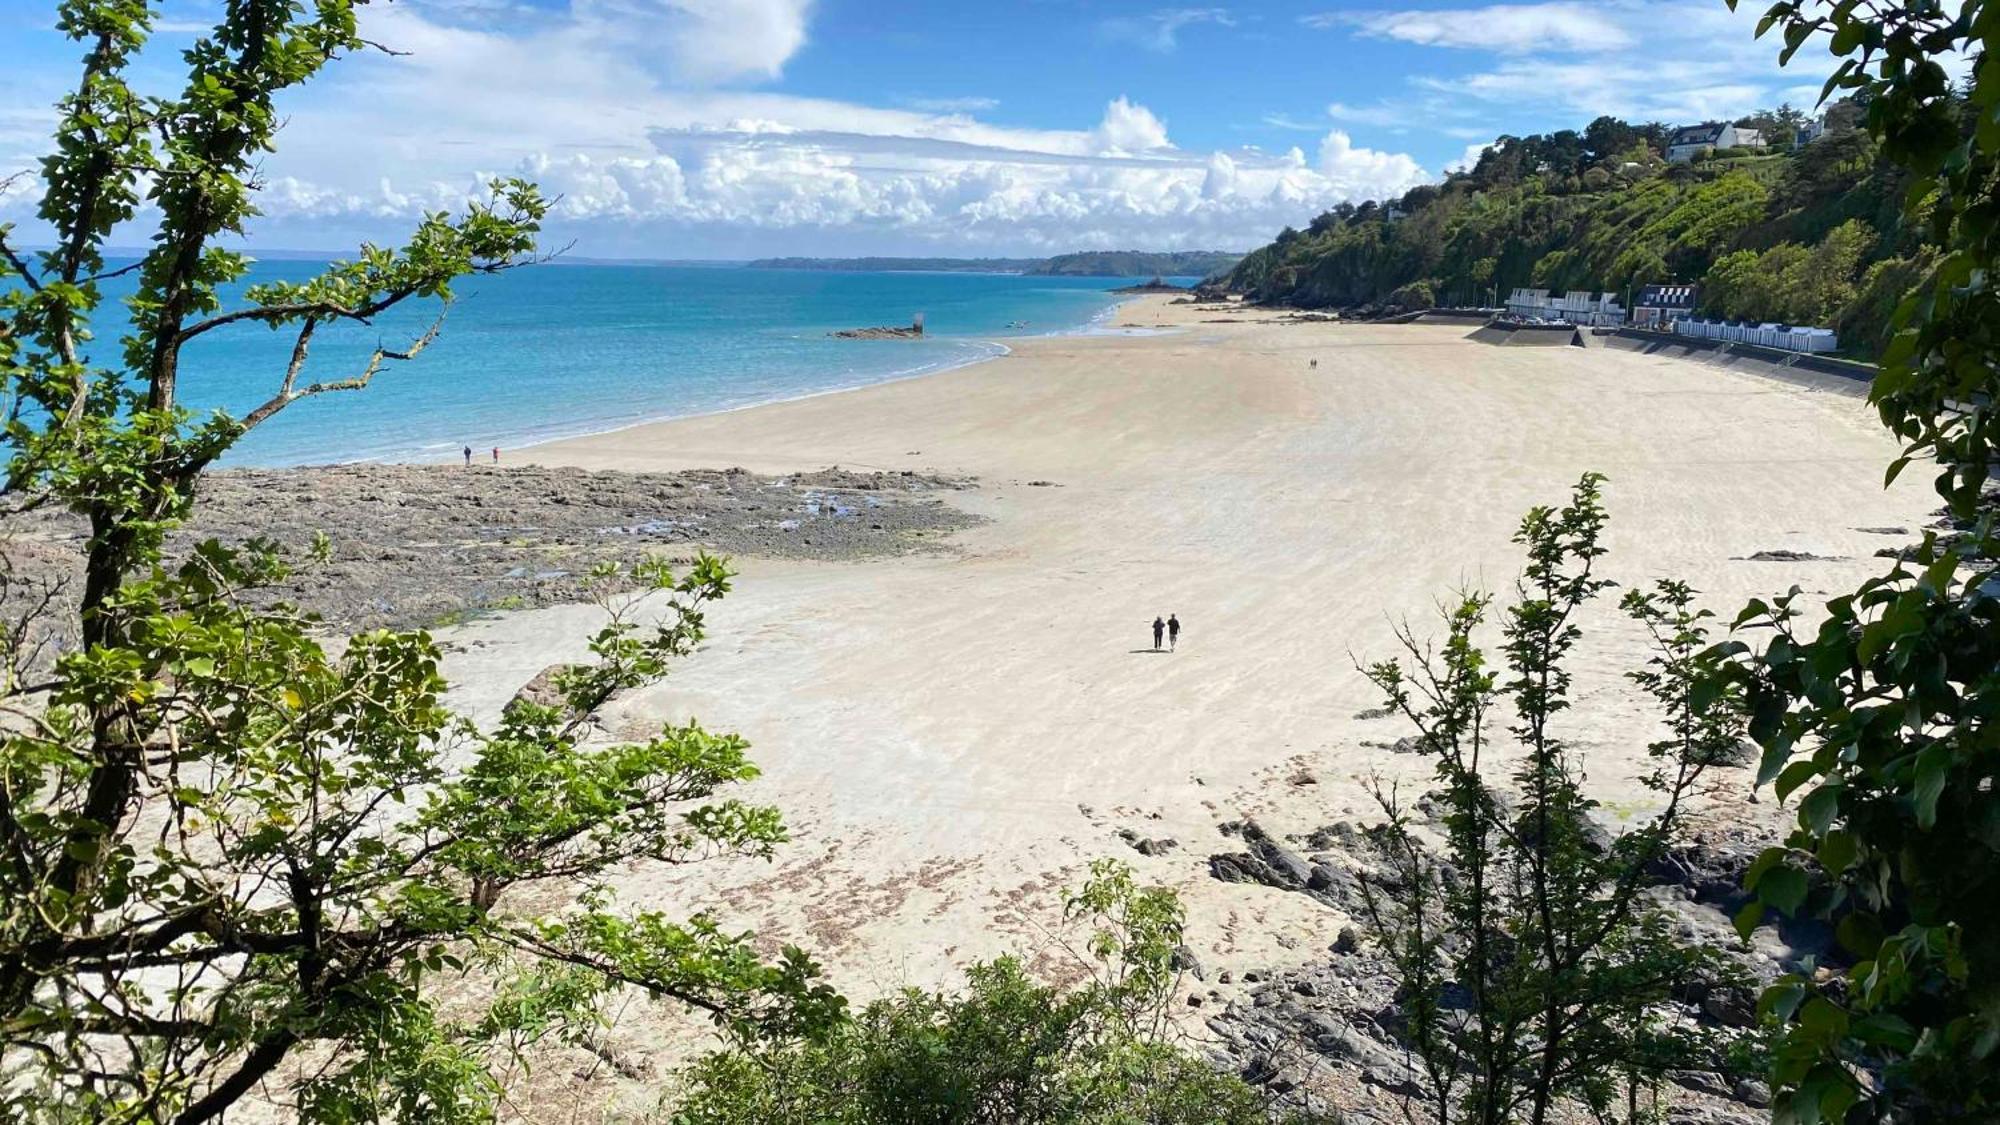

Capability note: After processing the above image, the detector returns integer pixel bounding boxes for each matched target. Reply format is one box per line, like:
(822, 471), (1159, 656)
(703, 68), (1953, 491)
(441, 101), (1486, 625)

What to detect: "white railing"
(1669, 318), (1839, 354)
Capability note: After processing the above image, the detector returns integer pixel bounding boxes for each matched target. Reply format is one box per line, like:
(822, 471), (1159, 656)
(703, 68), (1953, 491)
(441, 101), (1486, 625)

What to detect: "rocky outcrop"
(1198, 813), (1791, 1122)
(831, 322), (922, 339)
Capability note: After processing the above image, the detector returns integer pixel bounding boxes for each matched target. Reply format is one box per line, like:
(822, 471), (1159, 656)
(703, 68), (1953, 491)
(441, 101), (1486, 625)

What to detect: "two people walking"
(1150, 614), (1181, 652)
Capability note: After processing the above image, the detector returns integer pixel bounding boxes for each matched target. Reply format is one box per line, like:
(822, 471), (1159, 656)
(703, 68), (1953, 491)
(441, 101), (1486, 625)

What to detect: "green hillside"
(1218, 106), (1951, 356)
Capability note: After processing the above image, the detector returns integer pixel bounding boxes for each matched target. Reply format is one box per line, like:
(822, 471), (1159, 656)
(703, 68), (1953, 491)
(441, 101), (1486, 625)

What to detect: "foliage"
(1388, 279), (1437, 309)
(1708, 2), (2000, 1120)
(1358, 475), (1746, 1125)
(667, 860), (1326, 1125)
(0, 3), (841, 1121)
(1700, 218), (1876, 324)
(1221, 102), (1938, 352)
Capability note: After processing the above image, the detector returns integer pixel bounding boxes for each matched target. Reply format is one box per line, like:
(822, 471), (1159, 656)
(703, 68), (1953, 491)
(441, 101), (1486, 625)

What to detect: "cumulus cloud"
(1445, 139), (1497, 175)
(1320, 2), (1631, 53)
(0, 0), (1428, 256)
(1091, 96), (1173, 154)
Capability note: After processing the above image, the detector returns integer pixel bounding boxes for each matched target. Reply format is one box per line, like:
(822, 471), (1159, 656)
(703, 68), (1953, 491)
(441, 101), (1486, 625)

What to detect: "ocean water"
(84, 263), (1170, 467)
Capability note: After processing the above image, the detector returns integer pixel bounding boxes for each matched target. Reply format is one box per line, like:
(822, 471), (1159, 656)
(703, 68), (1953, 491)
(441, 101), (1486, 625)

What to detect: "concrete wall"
(1603, 328), (1875, 396)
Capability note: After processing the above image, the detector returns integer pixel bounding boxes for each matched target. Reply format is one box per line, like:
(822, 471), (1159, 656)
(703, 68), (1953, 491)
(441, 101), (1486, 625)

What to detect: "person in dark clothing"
(1151, 616), (1165, 651)
(1168, 614), (1180, 651)
(462, 445), (472, 465)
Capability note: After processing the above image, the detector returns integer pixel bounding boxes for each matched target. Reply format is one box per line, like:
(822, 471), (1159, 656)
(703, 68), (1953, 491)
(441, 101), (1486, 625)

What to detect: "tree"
(0, 3), (840, 1120)
(1716, 0), (2000, 1119)
(1584, 116), (1641, 164)
(1359, 475), (1744, 1125)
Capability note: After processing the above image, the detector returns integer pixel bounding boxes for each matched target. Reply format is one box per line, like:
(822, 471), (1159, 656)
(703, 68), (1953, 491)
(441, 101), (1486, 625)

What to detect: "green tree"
(668, 861), (1325, 1125)
(1359, 475), (1744, 1125)
(0, 3), (839, 1120)
(1717, 0), (2000, 1119)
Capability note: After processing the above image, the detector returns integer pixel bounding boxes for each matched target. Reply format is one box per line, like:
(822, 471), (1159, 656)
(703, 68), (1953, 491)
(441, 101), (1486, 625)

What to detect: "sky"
(0, 0), (1846, 259)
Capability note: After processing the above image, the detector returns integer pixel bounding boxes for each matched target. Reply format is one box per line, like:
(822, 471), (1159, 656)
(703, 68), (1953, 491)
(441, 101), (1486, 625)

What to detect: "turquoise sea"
(96, 264), (1175, 467)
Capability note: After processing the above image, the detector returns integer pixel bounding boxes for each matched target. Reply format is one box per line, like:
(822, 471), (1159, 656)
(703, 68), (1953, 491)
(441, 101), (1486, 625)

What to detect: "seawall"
(1599, 328), (1875, 397)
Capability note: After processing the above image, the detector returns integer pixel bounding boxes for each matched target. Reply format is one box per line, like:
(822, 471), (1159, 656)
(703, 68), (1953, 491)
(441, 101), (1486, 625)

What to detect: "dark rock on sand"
(0, 463), (980, 639)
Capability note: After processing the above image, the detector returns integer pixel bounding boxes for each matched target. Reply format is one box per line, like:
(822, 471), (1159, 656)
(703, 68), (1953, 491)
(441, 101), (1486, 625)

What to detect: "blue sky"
(0, 1), (1841, 258)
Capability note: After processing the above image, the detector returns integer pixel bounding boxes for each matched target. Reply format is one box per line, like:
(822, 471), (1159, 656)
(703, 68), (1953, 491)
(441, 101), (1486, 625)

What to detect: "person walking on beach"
(1168, 614), (1180, 651)
(492, 447), (500, 463)
(1152, 616), (1166, 651)
(462, 445), (472, 465)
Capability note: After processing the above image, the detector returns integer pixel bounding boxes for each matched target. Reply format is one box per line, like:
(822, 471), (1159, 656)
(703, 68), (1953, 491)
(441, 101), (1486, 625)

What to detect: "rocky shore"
(1188, 810), (1792, 1124)
(1, 463), (979, 637)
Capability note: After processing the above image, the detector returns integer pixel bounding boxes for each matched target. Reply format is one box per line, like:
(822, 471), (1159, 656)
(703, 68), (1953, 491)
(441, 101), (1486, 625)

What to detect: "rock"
(1333, 926), (1361, 955)
(1209, 820), (1313, 890)
(1739, 549), (1846, 562)
(1118, 828), (1178, 856)
(1353, 706), (1394, 720)
(504, 662), (585, 719)
(1304, 822), (1357, 849)
(1670, 1069), (1733, 1098)
(1390, 735), (1427, 755)
(1170, 945), (1205, 981)
(1700, 986), (1758, 1028)
(1217, 971), (1233, 985)
(1734, 1079), (1772, 1108)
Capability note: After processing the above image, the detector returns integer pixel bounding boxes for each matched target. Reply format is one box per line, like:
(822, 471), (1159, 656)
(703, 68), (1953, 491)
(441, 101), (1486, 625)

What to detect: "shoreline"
(234, 294), (1146, 472)
(482, 295), (1155, 465)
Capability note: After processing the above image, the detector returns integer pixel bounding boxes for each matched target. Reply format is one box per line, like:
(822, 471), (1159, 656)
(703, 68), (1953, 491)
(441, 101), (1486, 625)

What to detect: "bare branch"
(238, 313), (442, 434)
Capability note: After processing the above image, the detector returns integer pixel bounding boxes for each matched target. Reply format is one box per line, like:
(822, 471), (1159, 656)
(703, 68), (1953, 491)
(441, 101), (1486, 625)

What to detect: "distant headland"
(745, 250), (1243, 278)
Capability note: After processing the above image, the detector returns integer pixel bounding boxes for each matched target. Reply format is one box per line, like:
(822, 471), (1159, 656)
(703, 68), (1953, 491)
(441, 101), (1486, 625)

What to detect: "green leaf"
(1758, 865), (1810, 915)
(1911, 743), (1950, 829)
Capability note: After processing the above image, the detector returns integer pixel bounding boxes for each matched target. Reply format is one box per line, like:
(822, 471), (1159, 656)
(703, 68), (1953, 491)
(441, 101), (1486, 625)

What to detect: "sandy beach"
(430, 294), (1931, 1084)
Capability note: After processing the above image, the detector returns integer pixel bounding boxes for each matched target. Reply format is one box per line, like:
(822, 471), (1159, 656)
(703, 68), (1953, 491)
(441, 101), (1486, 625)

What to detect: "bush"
(666, 861), (1330, 1124)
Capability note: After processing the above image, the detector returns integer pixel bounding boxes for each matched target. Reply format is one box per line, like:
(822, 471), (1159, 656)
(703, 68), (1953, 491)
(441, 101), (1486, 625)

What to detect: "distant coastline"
(744, 249), (1243, 278)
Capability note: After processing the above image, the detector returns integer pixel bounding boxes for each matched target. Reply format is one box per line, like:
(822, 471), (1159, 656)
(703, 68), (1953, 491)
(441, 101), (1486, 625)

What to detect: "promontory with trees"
(1215, 97), (1963, 357)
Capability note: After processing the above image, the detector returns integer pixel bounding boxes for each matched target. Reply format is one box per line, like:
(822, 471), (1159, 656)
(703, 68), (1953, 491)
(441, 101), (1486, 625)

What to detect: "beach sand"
(439, 295), (1930, 1047)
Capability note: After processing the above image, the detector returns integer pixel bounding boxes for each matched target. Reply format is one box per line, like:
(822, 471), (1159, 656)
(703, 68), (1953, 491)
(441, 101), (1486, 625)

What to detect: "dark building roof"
(1637, 284), (1698, 309)
(1668, 123), (1726, 147)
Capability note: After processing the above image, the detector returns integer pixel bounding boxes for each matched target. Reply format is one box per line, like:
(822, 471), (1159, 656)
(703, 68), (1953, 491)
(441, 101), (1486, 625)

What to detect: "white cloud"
(1102, 7), (1235, 53)
(1092, 96), (1173, 154)
(1316, 130), (1427, 195)
(555, 0), (814, 84)
(902, 96), (1002, 114)
(1295, 0), (1848, 139)
(0, 2), (1428, 257)
(1445, 139), (1496, 175)
(1325, 2), (1631, 54)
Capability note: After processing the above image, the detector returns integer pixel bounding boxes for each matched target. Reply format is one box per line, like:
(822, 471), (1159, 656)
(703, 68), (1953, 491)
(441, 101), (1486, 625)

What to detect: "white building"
(1666, 122), (1767, 163)
(1670, 318), (1839, 353)
(1506, 287), (1626, 326)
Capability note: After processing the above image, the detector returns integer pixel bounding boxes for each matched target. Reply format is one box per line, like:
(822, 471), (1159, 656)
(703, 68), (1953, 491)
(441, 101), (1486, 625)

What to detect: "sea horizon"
(89, 263), (1189, 468)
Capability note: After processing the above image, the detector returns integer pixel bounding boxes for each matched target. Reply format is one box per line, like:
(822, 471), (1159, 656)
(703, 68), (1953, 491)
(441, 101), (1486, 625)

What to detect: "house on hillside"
(1632, 284), (1698, 327)
(1506, 288), (1626, 326)
(1665, 123), (1767, 163)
